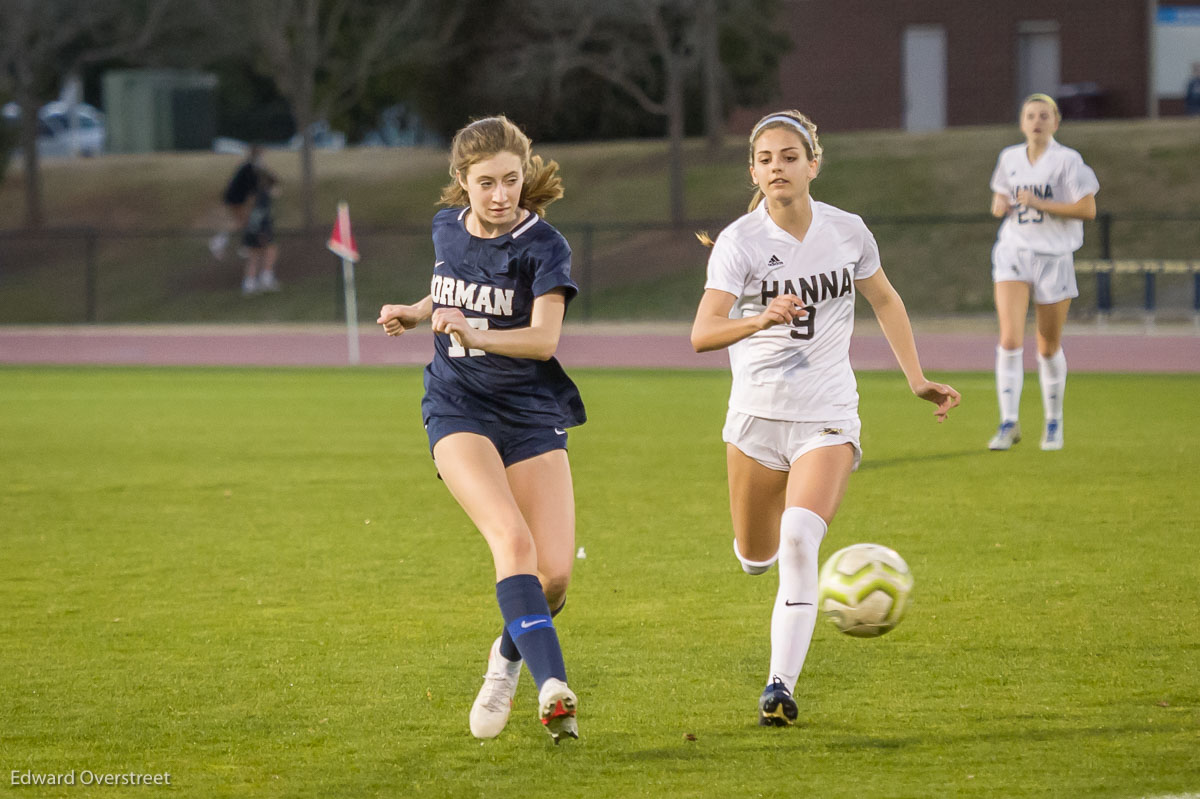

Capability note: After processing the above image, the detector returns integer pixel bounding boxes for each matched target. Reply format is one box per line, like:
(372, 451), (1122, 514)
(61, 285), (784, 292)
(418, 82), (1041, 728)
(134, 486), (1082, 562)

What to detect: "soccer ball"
(817, 543), (913, 638)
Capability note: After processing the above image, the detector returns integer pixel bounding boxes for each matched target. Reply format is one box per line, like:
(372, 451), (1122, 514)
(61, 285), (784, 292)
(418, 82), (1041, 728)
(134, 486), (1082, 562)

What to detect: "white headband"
(752, 115), (815, 155)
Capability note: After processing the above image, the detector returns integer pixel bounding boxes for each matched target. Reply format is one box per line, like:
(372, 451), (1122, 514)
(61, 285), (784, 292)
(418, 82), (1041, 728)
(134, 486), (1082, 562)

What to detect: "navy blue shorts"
(425, 415), (568, 467)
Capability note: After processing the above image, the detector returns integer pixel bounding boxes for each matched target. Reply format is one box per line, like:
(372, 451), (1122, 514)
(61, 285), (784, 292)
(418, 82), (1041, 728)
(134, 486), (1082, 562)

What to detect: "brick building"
(731, 0), (1155, 132)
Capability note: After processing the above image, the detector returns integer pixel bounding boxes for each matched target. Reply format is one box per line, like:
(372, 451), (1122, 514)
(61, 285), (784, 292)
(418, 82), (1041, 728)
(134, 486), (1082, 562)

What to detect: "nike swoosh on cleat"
(784, 600), (812, 607)
(520, 619), (549, 629)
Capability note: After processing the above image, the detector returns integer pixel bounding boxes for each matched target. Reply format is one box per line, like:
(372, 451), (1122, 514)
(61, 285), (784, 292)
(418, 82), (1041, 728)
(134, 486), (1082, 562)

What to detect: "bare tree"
(206, 0), (460, 230)
(0, 2), (48, 229)
(490, 0), (787, 221)
(0, 0), (173, 229)
(573, 0), (697, 227)
(505, 0), (701, 226)
(699, 0), (723, 151)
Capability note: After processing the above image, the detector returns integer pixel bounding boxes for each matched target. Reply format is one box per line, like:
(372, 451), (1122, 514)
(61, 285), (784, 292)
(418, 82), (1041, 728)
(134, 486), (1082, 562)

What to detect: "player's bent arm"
(856, 271), (927, 390)
(857, 271), (961, 421)
(691, 289), (801, 352)
(1019, 191), (1096, 221)
(378, 295), (433, 336)
(455, 290), (567, 361)
(991, 192), (1011, 218)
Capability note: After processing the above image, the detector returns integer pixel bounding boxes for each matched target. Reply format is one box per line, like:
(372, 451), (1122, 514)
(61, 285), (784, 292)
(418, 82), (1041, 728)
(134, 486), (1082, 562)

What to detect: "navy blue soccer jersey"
(420, 207), (587, 429)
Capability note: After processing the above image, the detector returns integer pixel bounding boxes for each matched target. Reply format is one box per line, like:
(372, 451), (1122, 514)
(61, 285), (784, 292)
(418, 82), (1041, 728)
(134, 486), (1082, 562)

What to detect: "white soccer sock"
(768, 507), (827, 693)
(733, 537), (778, 575)
(1037, 348), (1067, 421)
(995, 346), (1024, 423)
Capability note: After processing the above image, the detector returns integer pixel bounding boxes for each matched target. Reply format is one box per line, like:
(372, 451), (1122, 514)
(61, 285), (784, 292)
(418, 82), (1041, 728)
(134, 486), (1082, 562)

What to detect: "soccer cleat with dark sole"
(758, 679), (798, 727)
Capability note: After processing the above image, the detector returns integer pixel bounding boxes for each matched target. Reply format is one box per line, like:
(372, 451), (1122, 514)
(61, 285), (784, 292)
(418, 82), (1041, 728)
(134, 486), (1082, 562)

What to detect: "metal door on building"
(1017, 20), (1061, 107)
(903, 25), (947, 132)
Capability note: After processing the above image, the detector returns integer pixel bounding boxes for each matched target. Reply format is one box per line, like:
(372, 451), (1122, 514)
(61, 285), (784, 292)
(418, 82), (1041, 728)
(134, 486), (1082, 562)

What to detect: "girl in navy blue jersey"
(377, 116), (584, 743)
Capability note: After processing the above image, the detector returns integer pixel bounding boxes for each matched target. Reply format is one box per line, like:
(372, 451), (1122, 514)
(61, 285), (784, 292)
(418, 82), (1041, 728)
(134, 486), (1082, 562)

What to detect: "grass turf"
(1, 366), (1198, 798)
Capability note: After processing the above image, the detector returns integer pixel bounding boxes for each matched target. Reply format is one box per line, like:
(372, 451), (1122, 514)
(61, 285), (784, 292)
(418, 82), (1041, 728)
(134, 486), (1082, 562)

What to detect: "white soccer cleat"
(537, 677), (578, 744)
(1041, 419), (1063, 451)
(988, 421), (1021, 451)
(469, 637), (521, 739)
(241, 275), (259, 296)
(258, 272), (282, 292)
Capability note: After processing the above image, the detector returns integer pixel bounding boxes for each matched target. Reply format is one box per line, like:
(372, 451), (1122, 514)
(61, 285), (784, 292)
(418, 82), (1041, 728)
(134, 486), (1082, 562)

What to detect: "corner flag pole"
(326, 202), (361, 365)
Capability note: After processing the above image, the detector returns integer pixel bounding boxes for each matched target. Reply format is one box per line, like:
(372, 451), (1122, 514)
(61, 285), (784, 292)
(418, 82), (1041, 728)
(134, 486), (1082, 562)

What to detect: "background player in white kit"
(691, 110), (960, 726)
(988, 93), (1099, 451)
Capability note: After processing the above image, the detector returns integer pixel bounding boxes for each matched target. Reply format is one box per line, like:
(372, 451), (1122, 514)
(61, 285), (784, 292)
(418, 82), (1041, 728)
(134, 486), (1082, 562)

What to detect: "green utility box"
(102, 69), (218, 153)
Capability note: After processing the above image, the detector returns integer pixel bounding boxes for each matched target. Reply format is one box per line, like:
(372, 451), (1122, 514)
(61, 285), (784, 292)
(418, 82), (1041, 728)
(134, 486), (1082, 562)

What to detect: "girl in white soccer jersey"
(987, 93), (1099, 452)
(377, 116), (583, 744)
(691, 110), (960, 726)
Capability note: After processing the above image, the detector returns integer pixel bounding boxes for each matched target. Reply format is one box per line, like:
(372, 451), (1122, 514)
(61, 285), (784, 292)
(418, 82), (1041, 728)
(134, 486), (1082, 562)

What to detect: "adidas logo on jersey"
(767, 254), (784, 267)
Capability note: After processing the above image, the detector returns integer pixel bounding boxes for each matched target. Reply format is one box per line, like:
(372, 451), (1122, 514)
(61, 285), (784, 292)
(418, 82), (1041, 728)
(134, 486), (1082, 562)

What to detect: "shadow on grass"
(609, 713), (1199, 763)
(858, 448), (985, 472)
(821, 717), (1191, 751)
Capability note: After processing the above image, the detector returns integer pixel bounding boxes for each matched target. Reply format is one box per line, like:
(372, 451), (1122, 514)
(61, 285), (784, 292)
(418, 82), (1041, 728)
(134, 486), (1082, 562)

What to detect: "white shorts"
(991, 242), (1078, 304)
(722, 409), (862, 473)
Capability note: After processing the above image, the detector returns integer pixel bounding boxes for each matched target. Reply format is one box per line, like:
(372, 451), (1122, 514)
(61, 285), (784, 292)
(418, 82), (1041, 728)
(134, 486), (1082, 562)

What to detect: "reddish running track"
(0, 323), (1197, 372)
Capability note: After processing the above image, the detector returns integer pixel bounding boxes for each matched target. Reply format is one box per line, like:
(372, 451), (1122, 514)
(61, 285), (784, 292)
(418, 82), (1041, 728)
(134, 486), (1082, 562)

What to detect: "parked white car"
(211, 121), (346, 155)
(1, 100), (107, 157)
(287, 120), (345, 151)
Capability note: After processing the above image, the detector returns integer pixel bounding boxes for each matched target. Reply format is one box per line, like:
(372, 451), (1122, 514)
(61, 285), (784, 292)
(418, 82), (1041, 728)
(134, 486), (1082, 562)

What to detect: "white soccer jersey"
(990, 138), (1099, 254)
(705, 200), (881, 422)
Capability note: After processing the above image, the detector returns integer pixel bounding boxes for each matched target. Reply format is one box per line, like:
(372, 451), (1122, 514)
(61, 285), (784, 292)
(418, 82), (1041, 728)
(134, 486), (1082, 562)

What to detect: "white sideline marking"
(1138, 794), (1200, 798)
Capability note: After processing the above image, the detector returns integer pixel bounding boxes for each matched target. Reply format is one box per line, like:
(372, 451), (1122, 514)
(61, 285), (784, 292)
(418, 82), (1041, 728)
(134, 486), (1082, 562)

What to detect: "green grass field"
(2, 366), (1199, 798)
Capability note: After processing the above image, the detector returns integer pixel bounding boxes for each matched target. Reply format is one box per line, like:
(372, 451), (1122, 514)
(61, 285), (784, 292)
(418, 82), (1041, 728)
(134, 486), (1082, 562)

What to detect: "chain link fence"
(2, 213), (1197, 324)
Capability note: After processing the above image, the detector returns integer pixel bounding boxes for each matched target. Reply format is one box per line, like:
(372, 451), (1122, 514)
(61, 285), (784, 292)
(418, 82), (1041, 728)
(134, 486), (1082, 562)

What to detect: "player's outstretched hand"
(377, 304), (421, 337)
(758, 294), (807, 330)
(913, 380), (961, 422)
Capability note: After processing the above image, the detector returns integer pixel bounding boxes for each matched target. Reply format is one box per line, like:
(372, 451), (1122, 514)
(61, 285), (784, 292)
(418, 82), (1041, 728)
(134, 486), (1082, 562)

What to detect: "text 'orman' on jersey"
(431, 275), (515, 316)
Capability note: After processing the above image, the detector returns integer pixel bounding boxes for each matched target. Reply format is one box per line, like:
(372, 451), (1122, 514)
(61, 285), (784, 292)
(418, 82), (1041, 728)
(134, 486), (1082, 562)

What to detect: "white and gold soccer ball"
(817, 543), (913, 638)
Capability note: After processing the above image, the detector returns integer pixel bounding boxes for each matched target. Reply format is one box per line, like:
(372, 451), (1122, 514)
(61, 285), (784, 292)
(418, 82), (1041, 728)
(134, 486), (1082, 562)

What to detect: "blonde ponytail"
(520, 154), (564, 217)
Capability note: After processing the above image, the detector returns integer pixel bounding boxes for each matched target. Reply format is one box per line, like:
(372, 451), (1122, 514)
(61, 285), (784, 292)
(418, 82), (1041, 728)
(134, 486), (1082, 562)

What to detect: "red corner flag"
(326, 201), (360, 263)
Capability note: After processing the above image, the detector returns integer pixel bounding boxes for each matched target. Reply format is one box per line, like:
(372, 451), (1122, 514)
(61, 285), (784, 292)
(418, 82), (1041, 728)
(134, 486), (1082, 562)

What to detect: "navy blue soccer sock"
(495, 574), (567, 687)
(499, 594), (565, 662)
